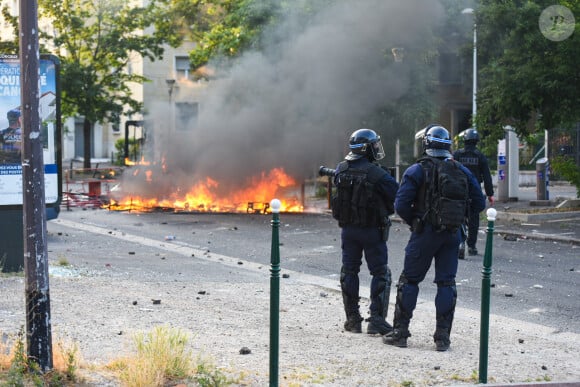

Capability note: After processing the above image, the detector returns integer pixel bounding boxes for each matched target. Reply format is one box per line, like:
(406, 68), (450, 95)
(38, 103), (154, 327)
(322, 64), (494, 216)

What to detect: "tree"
(38, 0), (183, 169)
(0, 7), (19, 53)
(475, 1), (580, 139)
(187, 0), (334, 69)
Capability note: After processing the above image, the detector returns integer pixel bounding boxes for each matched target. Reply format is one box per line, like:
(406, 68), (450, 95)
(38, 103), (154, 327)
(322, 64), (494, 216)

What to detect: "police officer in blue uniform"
(0, 109), (22, 163)
(453, 128), (494, 257)
(383, 125), (485, 351)
(333, 129), (399, 335)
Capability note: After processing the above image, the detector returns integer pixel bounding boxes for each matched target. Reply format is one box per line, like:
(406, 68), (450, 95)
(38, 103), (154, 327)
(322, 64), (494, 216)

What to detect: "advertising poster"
(0, 54), (60, 207)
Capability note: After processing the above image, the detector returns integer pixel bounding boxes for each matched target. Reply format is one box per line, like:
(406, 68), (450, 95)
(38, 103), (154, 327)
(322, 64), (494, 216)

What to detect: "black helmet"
(345, 128), (385, 161)
(7, 109), (20, 123)
(464, 128), (479, 144)
(423, 124), (452, 158)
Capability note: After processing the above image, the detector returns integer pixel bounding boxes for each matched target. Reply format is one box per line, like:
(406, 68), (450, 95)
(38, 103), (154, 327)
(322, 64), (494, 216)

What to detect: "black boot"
(383, 280), (412, 347)
(434, 311), (454, 351)
(342, 292), (363, 333)
(367, 266), (393, 335)
(433, 328), (450, 351)
(382, 302), (411, 347)
(340, 267), (362, 333)
(344, 311), (363, 333)
(434, 282), (456, 351)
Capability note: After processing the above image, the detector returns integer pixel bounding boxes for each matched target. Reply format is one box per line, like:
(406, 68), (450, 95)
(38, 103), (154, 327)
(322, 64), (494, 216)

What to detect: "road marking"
(54, 218), (340, 290)
(53, 218), (580, 341)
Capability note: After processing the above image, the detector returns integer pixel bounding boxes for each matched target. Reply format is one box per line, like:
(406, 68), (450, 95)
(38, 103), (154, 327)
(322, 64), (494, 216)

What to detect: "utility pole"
(20, 0), (53, 371)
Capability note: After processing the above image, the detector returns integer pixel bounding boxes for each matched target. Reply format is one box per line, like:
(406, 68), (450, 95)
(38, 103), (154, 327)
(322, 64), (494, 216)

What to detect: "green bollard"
(479, 207), (497, 384)
(269, 199), (281, 387)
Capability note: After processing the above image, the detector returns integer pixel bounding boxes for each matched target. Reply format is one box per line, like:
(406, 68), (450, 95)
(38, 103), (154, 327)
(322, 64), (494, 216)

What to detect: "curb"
(497, 210), (580, 223)
(390, 216), (580, 246)
(494, 229), (580, 246)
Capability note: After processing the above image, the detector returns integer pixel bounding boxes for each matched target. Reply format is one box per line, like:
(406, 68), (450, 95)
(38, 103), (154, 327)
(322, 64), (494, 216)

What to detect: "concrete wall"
(491, 170), (539, 187)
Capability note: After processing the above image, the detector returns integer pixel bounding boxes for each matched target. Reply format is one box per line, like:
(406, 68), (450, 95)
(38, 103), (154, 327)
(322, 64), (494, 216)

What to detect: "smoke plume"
(138, 0), (445, 196)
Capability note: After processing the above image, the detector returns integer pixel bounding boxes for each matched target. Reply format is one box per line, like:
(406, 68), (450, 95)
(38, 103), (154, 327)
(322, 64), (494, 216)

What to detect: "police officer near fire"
(383, 125), (484, 351)
(329, 128), (399, 336)
(453, 128), (494, 257)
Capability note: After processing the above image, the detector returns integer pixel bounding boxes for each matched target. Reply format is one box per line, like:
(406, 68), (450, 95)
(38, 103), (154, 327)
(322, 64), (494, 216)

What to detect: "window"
(175, 56), (192, 81)
(438, 53), (462, 85)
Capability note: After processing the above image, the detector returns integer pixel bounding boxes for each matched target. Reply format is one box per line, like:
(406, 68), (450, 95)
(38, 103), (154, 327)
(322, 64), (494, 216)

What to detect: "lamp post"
(479, 207), (497, 383)
(462, 8), (477, 129)
(269, 198), (281, 387)
(165, 79), (176, 136)
(165, 78), (176, 103)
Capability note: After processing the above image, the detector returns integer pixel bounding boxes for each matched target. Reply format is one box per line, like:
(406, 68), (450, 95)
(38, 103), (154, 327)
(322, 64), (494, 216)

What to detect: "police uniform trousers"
(341, 225), (388, 316)
(398, 223), (459, 329)
(466, 206), (480, 249)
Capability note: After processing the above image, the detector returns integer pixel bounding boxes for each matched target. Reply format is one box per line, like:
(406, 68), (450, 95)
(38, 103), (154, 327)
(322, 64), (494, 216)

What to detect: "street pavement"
(486, 183), (580, 245)
(35, 178), (578, 385)
(41, 197), (579, 386)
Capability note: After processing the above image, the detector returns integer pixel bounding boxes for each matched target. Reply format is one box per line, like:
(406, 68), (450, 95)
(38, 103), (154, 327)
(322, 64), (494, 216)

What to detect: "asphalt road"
(48, 207), (580, 334)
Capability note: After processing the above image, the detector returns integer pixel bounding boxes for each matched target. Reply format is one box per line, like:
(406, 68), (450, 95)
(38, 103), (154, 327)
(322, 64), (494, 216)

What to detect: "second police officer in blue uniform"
(332, 129), (399, 335)
(383, 125), (485, 351)
(453, 128), (495, 258)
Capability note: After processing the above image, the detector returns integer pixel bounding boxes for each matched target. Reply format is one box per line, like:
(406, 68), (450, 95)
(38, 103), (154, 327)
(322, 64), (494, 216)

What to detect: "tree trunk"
(83, 118), (92, 169)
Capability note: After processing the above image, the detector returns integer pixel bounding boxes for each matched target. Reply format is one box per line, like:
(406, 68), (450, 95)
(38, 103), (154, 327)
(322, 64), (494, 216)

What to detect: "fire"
(106, 167), (303, 213)
(124, 157), (151, 166)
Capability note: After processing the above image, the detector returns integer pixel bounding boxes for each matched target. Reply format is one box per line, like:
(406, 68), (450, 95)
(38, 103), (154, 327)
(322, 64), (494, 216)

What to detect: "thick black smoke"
(141, 0), (444, 196)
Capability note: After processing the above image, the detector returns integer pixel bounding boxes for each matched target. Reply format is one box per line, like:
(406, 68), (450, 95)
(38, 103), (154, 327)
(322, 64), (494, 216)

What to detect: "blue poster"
(0, 54), (59, 206)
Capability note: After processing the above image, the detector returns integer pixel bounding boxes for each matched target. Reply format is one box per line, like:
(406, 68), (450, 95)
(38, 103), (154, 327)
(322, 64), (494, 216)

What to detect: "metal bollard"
(479, 207), (497, 383)
(269, 199), (281, 387)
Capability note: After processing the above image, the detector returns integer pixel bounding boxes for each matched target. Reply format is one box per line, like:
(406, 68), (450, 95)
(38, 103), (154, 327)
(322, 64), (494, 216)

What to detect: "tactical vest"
(331, 161), (393, 228)
(455, 149), (482, 183)
(418, 157), (469, 232)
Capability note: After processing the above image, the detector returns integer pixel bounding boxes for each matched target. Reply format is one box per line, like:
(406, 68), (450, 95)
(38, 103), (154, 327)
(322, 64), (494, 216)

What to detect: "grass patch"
(56, 255), (70, 267)
(1, 326), (235, 387)
(108, 325), (235, 386)
(0, 328), (80, 386)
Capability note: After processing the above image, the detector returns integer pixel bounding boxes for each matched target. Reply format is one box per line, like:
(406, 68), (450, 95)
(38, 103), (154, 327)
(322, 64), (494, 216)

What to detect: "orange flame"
(106, 167), (303, 213)
(124, 157), (151, 166)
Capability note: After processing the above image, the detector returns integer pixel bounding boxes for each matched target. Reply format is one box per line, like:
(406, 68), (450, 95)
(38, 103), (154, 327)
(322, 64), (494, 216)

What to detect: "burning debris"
(104, 164), (304, 214)
(108, 1), (444, 212)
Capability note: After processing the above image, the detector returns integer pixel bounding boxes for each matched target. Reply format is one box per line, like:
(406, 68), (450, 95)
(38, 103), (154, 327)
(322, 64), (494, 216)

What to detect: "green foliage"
(475, 1), (580, 138)
(550, 155), (580, 198)
(56, 255), (70, 266)
(33, 0), (181, 168)
(194, 360), (230, 386)
(4, 330), (27, 386)
(116, 325), (193, 385)
(187, 0), (333, 69)
(114, 138), (141, 166)
(39, 0), (170, 122)
(2, 329), (44, 387)
(188, 0), (283, 69)
(0, 7), (19, 54)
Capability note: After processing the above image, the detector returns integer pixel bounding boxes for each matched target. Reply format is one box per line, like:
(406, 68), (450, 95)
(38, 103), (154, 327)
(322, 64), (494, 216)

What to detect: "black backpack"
(419, 157), (469, 232)
(331, 161), (393, 227)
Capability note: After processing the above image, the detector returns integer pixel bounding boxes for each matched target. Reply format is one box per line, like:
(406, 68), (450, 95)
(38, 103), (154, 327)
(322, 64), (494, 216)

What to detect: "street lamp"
(462, 8), (477, 129)
(166, 79), (176, 135)
(165, 79), (176, 103)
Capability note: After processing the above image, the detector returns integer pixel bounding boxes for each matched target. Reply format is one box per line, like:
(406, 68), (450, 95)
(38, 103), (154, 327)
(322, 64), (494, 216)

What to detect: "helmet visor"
(371, 138), (385, 160)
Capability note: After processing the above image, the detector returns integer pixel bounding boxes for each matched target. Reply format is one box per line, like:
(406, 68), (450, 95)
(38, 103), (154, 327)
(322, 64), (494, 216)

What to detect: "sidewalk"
(491, 183), (580, 245)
